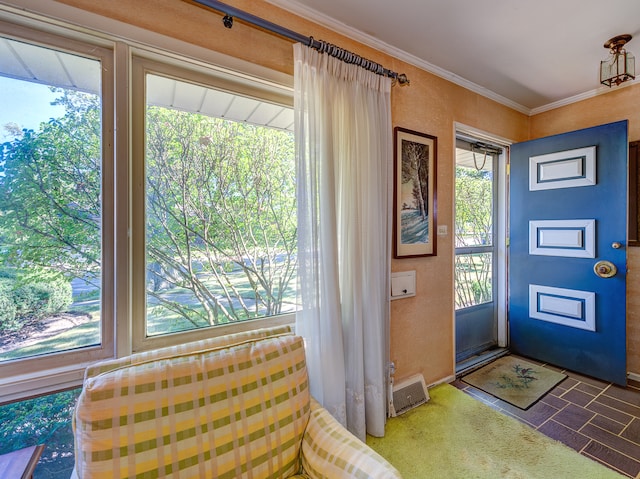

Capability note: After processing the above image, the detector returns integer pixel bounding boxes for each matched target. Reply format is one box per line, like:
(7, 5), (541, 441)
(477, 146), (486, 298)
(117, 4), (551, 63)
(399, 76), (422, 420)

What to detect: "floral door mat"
(462, 356), (567, 409)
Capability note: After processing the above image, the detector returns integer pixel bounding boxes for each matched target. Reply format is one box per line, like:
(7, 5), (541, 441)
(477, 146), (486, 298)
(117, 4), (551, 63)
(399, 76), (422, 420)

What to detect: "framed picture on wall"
(393, 127), (437, 258)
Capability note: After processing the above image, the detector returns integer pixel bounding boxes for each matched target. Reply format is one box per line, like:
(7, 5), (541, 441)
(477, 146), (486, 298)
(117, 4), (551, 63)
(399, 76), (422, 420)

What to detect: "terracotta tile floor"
(454, 356), (640, 478)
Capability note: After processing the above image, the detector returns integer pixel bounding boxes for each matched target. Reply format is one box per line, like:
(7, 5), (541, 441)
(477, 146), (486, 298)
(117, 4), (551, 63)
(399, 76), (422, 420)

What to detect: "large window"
(0, 25), (296, 386)
(0, 7), (296, 476)
(132, 60), (297, 350)
(0, 25), (114, 385)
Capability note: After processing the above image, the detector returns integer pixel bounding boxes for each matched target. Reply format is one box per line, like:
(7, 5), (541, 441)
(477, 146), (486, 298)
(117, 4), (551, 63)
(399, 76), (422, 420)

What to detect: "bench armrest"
(301, 399), (402, 479)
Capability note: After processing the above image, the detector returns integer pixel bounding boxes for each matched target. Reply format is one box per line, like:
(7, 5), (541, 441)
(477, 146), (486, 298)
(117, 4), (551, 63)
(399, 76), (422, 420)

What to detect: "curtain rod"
(191, 0), (410, 86)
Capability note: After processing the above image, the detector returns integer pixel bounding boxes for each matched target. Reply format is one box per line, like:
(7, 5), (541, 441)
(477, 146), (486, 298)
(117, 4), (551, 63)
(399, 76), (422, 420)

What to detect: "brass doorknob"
(594, 260), (617, 278)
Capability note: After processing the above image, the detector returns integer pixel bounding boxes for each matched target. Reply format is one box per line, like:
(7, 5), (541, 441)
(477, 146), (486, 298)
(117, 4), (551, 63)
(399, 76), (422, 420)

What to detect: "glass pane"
(0, 387), (80, 479)
(455, 252), (493, 309)
(0, 39), (102, 362)
(145, 74), (297, 336)
(455, 149), (493, 247)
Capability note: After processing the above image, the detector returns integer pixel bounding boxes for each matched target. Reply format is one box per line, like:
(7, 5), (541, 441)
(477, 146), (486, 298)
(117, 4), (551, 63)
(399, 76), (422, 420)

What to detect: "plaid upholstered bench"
(71, 326), (401, 478)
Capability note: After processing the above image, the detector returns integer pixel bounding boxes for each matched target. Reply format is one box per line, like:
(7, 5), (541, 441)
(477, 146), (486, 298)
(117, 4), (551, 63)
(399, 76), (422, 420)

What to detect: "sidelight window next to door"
(454, 137), (502, 366)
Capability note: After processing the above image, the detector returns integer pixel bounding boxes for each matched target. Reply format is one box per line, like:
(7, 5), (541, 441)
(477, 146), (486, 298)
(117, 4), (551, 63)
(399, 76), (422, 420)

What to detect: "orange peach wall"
(53, 0), (532, 385)
(389, 70), (528, 384)
(530, 83), (640, 376)
(530, 85), (640, 141)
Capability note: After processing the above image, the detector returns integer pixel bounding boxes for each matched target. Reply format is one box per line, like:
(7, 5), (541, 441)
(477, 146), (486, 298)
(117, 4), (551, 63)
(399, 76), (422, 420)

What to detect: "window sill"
(0, 361), (91, 404)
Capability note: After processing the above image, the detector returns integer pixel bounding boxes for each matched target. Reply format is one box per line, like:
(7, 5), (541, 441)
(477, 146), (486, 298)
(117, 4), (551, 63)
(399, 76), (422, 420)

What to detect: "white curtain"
(293, 43), (392, 441)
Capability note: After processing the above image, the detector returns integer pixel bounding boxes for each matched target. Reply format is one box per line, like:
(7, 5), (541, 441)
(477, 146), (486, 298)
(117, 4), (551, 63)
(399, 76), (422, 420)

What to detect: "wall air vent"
(390, 373), (430, 417)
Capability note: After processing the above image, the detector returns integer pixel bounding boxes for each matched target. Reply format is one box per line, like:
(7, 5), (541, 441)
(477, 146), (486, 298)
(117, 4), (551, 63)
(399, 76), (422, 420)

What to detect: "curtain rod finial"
(397, 73), (410, 86)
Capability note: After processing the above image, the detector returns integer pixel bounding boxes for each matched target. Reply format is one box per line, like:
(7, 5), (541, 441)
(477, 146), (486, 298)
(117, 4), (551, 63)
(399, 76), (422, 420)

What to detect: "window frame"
(0, 4), (296, 403)
(130, 56), (295, 354)
(0, 20), (115, 401)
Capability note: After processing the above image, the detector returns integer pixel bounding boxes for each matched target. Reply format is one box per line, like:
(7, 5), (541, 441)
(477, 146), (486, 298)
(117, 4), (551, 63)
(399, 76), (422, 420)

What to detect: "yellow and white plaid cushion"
(74, 333), (310, 479)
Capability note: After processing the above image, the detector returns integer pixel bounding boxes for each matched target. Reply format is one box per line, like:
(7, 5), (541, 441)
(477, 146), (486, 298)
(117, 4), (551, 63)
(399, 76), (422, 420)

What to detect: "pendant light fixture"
(600, 34), (635, 87)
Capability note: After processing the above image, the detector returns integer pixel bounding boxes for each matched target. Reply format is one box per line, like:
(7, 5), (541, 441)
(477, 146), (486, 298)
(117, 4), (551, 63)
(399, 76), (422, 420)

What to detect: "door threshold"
(455, 347), (509, 377)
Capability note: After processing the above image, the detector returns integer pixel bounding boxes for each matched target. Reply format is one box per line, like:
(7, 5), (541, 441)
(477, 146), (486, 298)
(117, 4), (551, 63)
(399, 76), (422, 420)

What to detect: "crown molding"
(530, 89), (601, 115)
(530, 78), (640, 115)
(265, 0), (532, 115)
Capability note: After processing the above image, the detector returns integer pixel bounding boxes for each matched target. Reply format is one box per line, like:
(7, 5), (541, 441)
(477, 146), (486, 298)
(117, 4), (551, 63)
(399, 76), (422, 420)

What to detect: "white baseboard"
(427, 374), (456, 388)
(628, 372), (640, 383)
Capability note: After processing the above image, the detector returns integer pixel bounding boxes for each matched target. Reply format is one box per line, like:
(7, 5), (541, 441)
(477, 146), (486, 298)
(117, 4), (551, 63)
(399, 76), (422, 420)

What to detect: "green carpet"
(367, 384), (624, 479)
(462, 356), (567, 409)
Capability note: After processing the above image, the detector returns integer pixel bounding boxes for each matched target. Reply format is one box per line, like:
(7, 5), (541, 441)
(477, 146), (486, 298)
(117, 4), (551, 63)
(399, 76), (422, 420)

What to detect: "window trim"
(0, 21), (115, 399)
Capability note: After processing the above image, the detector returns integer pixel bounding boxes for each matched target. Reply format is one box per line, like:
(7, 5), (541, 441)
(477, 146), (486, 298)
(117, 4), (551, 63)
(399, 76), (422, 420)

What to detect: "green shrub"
(0, 268), (17, 280)
(43, 280), (73, 314)
(13, 281), (72, 320)
(0, 279), (18, 332)
(0, 388), (81, 479)
(12, 283), (42, 317)
(0, 273), (73, 332)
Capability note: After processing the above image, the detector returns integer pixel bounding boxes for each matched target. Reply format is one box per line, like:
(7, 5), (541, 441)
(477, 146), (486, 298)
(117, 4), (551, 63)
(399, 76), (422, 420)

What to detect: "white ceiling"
(267, 0), (640, 114)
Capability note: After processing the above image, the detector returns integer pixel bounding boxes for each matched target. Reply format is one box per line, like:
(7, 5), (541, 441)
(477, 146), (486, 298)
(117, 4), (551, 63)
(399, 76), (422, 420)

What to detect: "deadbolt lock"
(594, 260), (617, 278)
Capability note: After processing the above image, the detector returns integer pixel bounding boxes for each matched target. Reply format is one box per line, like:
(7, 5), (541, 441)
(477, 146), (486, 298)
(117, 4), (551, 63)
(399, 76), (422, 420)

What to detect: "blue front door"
(509, 121), (628, 385)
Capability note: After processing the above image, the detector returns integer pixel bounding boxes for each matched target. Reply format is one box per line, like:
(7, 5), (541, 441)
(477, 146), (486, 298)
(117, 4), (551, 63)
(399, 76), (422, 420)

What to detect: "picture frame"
(393, 127), (437, 258)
